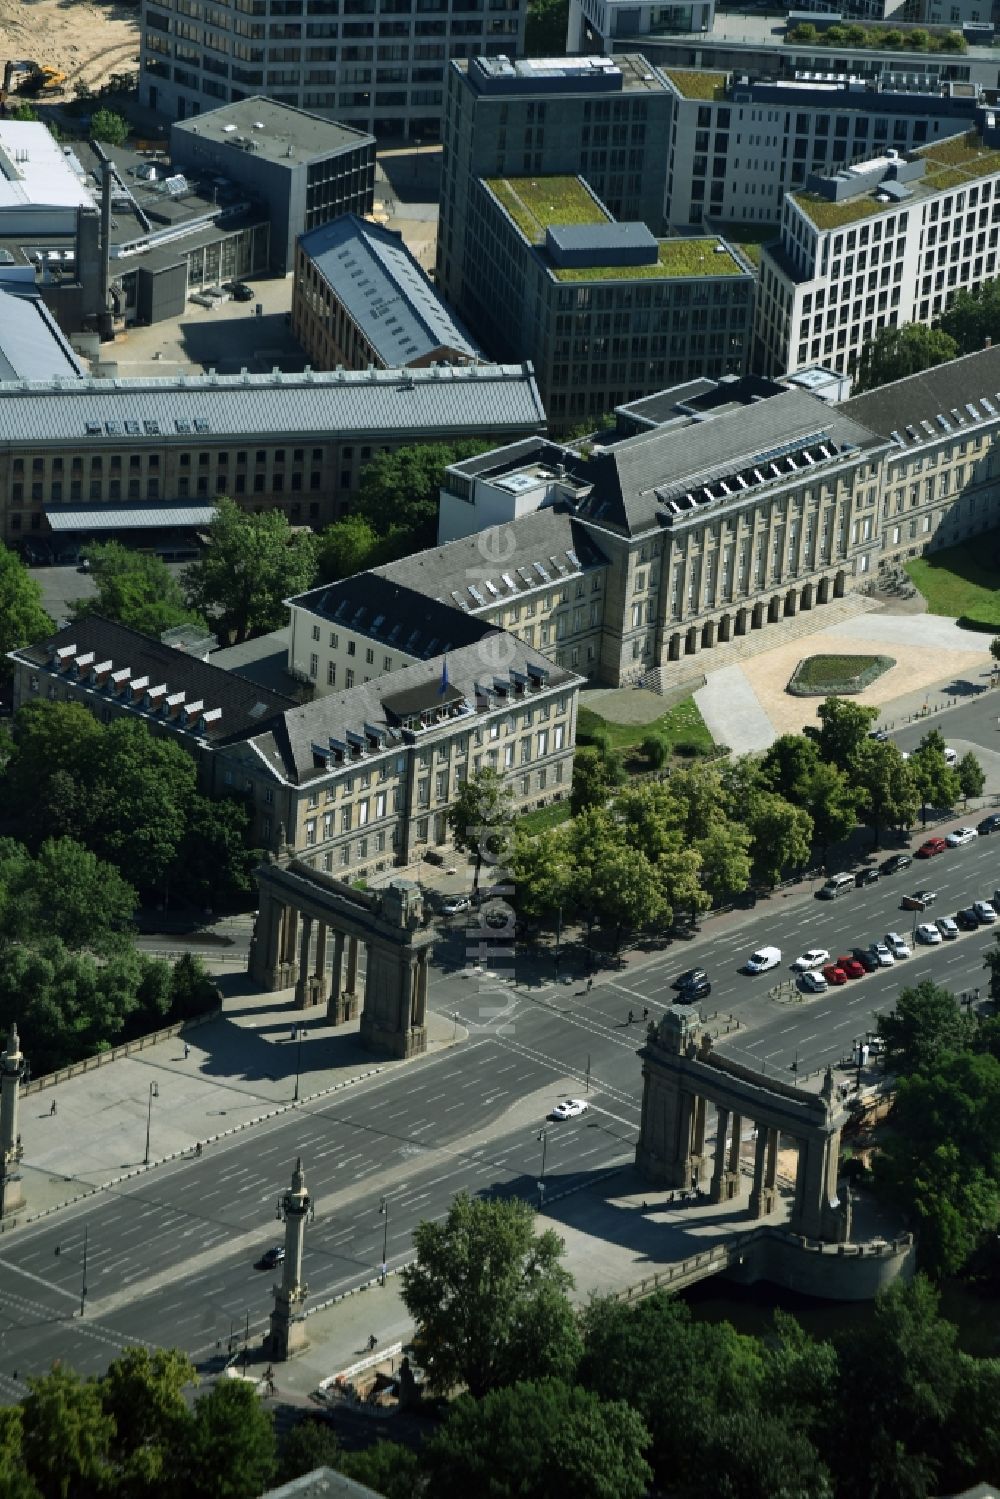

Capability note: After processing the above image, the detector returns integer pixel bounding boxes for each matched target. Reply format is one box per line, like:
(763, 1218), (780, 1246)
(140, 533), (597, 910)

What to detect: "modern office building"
(437, 53), (675, 315)
(567, 0), (716, 56)
(292, 213), (480, 372)
(754, 114), (1000, 377)
(458, 172), (754, 426)
(0, 362), (546, 553)
(661, 69), (984, 229)
(9, 613), (581, 878)
(171, 98), (376, 273)
(140, 0), (525, 141)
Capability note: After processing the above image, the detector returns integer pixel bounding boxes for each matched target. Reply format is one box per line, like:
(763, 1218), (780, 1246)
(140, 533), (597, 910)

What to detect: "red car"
(837, 955), (866, 979)
(916, 837), (947, 858)
(822, 963), (848, 985)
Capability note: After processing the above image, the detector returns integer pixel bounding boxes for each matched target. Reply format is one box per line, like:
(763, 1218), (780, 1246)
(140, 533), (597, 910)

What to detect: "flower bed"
(787, 653), (895, 696)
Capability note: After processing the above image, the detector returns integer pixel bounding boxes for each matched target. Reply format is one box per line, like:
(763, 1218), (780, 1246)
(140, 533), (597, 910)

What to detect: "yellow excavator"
(3, 59), (67, 100)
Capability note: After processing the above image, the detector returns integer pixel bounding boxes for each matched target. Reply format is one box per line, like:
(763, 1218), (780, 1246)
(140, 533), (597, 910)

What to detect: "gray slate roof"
(300, 214), (480, 367)
(289, 573), (495, 658)
(375, 505), (609, 611)
(579, 386), (886, 535)
(256, 635), (579, 785)
(0, 364), (546, 444)
(12, 616), (294, 744)
(0, 290), (83, 382)
(838, 344), (1000, 447)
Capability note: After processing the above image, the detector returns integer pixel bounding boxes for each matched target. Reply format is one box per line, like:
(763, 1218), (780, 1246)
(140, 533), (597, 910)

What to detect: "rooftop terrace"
(550, 237), (746, 281)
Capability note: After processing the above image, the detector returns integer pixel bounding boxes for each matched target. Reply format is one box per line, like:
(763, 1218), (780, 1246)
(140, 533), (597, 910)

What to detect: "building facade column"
(691, 1094), (707, 1184)
(294, 915), (314, 1008)
(312, 923), (329, 1005)
(249, 889), (294, 992)
(710, 1107), (730, 1203)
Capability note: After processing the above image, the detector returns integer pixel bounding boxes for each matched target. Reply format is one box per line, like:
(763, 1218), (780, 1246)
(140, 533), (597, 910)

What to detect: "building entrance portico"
(249, 860), (433, 1059)
(636, 1006), (849, 1243)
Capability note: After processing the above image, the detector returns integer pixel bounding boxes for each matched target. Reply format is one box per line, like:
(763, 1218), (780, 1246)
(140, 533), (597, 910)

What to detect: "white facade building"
(755, 116), (1000, 378)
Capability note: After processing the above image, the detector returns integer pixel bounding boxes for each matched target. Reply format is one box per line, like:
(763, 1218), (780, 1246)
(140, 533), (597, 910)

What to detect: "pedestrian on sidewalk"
(183, 1043), (190, 1060)
(49, 1099), (57, 1116)
(643, 1007), (649, 1022)
(627, 1009), (634, 1025)
(586, 976), (593, 993)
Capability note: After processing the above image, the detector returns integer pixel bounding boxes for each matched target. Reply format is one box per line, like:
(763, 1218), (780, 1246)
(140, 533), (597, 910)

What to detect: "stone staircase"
(643, 591), (882, 696)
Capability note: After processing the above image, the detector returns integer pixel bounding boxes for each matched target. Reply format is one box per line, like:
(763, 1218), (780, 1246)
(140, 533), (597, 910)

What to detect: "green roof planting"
(791, 192), (893, 231)
(918, 130), (1000, 179)
(549, 238), (746, 282)
(485, 176), (609, 243)
(663, 69), (728, 100)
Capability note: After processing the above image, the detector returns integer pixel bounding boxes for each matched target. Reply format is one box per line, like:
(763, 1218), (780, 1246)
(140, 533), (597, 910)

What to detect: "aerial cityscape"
(0, 0), (999, 1492)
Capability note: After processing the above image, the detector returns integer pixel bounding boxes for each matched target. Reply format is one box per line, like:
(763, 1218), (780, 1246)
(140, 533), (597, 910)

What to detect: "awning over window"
(44, 503), (218, 532)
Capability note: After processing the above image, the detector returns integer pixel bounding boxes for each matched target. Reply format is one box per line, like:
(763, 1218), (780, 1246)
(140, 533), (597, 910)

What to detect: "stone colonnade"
(249, 864), (432, 1060)
(635, 1007), (847, 1243)
(663, 568), (846, 661)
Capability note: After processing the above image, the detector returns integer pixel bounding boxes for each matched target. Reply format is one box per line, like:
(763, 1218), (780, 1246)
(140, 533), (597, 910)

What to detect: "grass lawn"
(788, 653), (894, 694)
(906, 538), (1000, 629)
(576, 695), (715, 755)
(518, 800), (573, 835)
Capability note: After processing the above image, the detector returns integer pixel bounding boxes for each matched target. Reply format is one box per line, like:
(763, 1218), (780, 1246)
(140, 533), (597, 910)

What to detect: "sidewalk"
(14, 978), (460, 1219)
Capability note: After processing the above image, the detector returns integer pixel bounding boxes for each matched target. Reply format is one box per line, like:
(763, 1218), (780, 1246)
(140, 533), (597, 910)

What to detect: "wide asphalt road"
(1, 794), (997, 1396)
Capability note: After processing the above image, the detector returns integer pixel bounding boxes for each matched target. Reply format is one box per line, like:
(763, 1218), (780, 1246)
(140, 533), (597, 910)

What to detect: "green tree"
(400, 1193), (580, 1398)
(356, 440), (493, 544)
(20, 1364), (114, 1499)
(855, 740), (919, 848)
(986, 930), (1000, 1003)
(446, 767), (514, 894)
(278, 1418), (341, 1484)
(421, 1379), (651, 1499)
(855, 323), (958, 392)
(956, 750), (985, 805)
(90, 108), (129, 146)
(0, 1407), (41, 1499)
(100, 1347), (196, 1498)
(5, 837), (137, 955)
(2, 701), (102, 842)
(991, 635), (1000, 663)
(180, 1379), (277, 1499)
(692, 1412), (833, 1499)
(909, 727), (961, 819)
(940, 279), (1000, 355)
(746, 792), (813, 888)
(878, 980), (976, 1077)
(315, 515), (409, 582)
(0, 543), (53, 679)
(173, 794), (257, 908)
(71, 542), (204, 638)
(873, 1054), (1000, 1277)
(183, 498), (317, 644)
(169, 952), (220, 1020)
(807, 695), (879, 775)
(569, 744), (625, 815)
(509, 825), (573, 924)
(525, 0), (570, 54)
(570, 809), (666, 943)
(82, 718), (197, 892)
(640, 732), (669, 769)
(829, 1277), (964, 1497)
(696, 820), (753, 904)
(801, 760), (858, 860)
(337, 1442), (422, 1499)
(760, 732), (820, 799)
(10, 103), (39, 121)
(578, 1292), (763, 1492)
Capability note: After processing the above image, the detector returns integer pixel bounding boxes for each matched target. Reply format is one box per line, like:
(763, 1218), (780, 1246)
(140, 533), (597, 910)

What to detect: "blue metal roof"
(299, 214), (481, 367)
(0, 290), (83, 383)
(0, 363), (545, 443)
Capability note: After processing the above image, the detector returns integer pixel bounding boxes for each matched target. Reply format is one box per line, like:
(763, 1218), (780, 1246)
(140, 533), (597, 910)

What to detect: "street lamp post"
(536, 1128), (547, 1206)
(293, 1030), (304, 1103)
(80, 1225), (88, 1319)
(144, 1082), (159, 1166)
(379, 1195), (388, 1285)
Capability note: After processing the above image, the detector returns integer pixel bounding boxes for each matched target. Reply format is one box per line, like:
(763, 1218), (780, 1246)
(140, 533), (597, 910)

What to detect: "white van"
(819, 872), (854, 899)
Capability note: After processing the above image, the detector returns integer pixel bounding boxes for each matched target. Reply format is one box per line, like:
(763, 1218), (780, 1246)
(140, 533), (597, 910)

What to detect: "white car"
(792, 948), (831, 972)
(442, 894), (471, 915)
(800, 970), (828, 993)
(869, 942), (895, 967)
(944, 747), (958, 766)
(973, 900), (997, 924)
(745, 946), (781, 974)
(916, 922), (943, 945)
(885, 931), (911, 958)
(550, 1098), (589, 1120)
(945, 827), (978, 848)
(936, 916), (959, 940)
